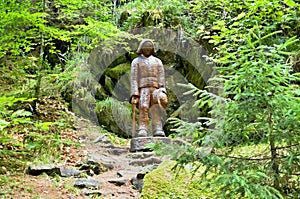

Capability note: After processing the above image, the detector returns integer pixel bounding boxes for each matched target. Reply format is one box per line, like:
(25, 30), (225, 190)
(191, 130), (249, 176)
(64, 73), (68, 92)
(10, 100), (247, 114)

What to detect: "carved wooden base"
(130, 137), (171, 152)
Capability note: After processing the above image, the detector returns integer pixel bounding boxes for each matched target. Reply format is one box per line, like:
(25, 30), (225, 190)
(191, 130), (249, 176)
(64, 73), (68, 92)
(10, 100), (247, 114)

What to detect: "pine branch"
(211, 153), (300, 161)
(276, 143), (300, 150)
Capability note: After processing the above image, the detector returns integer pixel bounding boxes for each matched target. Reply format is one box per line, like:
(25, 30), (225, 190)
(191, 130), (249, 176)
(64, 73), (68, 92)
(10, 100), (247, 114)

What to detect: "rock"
(67, 194), (75, 199)
(79, 135), (88, 143)
(95, 97), (132, 137)
(103, 143), (115, 148)
(74, 178), (101, 188)
(59, 167), (81, 177)
(130, 137), (171, 152)
(117, 170), (126, 177)
(131, 176), (144, 192)
(105, 63), (131, 80)
(129, 157), (162, 167)
(88, 154), (115, 169)
(140, 164), (159, 174)
(172, 138), (191, 146)
(129, 168), (155, 192)
(81, 189), (102, 196)
(136, 172), (146, 179)
(93, 135), (109, 143)
(108, 178), (128, 186)
(103, 143), (128, 155)
(117, 170), (138, 178)
(27, 164), (83, 177)
(126, 151), (155, 159)
(108, 147), (128, 155)
(27, 164), (60, 176)
(76, 158), (113, 175)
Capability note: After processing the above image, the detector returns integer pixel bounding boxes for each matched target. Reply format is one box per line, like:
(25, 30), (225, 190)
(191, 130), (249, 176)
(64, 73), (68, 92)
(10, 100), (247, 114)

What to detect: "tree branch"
(212, 153), (300, 161)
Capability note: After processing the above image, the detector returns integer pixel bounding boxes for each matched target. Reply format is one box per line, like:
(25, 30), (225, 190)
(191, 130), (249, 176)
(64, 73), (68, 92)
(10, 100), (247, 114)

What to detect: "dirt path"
(74, 117), (142, 199)
(5, 117), (165, 199)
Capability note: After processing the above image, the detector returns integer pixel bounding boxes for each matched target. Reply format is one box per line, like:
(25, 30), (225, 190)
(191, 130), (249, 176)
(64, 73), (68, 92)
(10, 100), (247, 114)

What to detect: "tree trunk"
(267, 105), (280, 190)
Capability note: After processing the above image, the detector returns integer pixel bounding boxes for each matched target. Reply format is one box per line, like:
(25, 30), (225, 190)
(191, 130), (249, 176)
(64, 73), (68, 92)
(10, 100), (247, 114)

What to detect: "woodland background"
(0, 0), (299, 198)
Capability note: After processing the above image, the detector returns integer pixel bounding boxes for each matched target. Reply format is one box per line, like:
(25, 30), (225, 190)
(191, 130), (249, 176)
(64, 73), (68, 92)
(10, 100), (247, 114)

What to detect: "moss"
(105, 63), (131, 80)
(140, 160), (211, 199)
(95, 97), (132, 137)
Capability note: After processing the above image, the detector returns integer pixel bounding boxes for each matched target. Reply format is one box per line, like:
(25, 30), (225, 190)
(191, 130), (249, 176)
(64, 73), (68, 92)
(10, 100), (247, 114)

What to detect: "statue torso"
(133, 55), (161, 88)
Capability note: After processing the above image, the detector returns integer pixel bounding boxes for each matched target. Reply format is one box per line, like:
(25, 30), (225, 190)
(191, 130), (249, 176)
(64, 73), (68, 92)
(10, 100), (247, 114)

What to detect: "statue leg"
(150, 88), (165, 137)
(150, 104), (165, 137)
(137, 88), (150, 137)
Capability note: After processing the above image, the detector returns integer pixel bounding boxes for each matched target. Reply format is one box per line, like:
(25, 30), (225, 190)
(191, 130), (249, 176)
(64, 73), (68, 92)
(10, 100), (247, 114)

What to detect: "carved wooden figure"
(130, 39), (167, 137)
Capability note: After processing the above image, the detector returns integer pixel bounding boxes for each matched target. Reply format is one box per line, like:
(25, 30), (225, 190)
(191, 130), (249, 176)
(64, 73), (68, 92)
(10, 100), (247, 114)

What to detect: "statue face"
(141, 41), (154, 57)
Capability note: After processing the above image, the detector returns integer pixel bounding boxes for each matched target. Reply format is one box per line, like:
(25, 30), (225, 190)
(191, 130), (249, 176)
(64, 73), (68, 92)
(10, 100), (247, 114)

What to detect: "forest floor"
(0, 116), (153, 199)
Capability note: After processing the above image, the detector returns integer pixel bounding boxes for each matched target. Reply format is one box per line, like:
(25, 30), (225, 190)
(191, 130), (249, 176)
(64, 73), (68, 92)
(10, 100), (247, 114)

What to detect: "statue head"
(136, 39), (155, 57)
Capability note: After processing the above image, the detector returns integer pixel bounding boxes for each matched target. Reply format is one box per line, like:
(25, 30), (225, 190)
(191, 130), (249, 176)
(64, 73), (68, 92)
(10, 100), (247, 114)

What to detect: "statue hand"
(131, 96), (139, 104)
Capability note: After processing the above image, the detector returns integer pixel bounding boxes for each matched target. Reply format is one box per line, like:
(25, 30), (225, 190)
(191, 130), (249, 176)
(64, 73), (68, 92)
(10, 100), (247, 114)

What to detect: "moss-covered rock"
(105, 63), (131, 80)
(140, 160), (211, 199)
(95, 97), (132, 137)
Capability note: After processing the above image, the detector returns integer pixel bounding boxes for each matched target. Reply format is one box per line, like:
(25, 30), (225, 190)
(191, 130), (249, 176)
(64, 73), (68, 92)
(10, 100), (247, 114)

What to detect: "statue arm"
(130, 60), (139, 97)
(157, 59), (166, 93)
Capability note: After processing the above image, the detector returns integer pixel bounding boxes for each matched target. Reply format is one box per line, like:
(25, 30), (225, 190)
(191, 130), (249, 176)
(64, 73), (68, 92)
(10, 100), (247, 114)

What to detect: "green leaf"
(234, 12), (246, 20)
(283, 0), (297, 7)
(11, 109), (32, 118)
(277, 36), (299, 51)
(252, 30), (282, 46)
(0, 119), (10, 130)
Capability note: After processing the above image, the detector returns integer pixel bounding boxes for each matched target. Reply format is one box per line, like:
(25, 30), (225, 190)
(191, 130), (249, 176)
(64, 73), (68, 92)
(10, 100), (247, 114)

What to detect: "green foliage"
(190, 0), (299, 52)
(220, 32), (300, 145)
(118, 0), (190, 30)
(0, 0), (118, 61)
(148, 0), (300, 198)
(0, 0), (44, 58)
(165, 28), (300, 198)
(95, 97), (132, 137)
(0, 0), (120, 111)
(1, 0), (64, 59)
(167, 117), (205, 144)
(1, 0), (300, 197)
(53, 0), (111, 21)
(0, 96), (75, 174)
(41, 52), (89, 97)
(47, 0), (118, 51)
(72, 18), (120, 50)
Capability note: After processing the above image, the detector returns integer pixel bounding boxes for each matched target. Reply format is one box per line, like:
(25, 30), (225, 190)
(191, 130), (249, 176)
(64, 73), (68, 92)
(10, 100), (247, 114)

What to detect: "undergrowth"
(0, 94), (78, 195)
